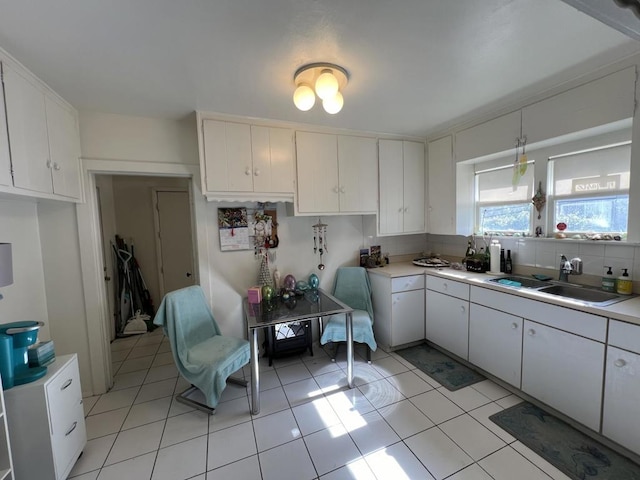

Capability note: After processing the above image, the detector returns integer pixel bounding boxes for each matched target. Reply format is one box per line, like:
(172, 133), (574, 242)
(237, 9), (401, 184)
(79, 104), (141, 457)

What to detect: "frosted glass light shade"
(315, 70), (339, 100)
(323, 91), (344, 114)
(293, 84), (316, 111)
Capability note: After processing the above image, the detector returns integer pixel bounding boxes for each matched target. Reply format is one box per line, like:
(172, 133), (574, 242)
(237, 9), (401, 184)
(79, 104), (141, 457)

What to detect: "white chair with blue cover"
(320, 267), (377, 363)
(153, 285), (250, 414)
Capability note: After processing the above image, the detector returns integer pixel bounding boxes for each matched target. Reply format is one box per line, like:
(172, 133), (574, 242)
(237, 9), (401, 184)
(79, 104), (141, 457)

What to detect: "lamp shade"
(323, 92), (344, 114)
(0, 243), (12, 288)
(293, 84), (316, 111)
(315, 70), (339, 100)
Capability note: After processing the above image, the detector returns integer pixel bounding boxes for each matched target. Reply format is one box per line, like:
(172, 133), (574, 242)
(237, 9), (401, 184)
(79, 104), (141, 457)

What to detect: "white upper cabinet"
(522, 67), (636, 145)
(455, 110), (521, 163)
(202, 120), (253, 193)
(0, 65), (10, 187)
(296, 131), (340, 213)
(3, 63), (51, 193)
(200, 119), (294, 200)
(2, 61), (81, 200)
(427, 135), (455, 234)
(295, 131), (377, 214)
(251, 125), (294, 194)
(45, 96), (81, 199)
(378, 139), (425, 235)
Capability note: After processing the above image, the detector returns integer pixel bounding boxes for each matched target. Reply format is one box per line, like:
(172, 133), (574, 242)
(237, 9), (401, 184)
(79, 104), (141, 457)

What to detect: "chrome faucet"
(559, 254), (583, 282)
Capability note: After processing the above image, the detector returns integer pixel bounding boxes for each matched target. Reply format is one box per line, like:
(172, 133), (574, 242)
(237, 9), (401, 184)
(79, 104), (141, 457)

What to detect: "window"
(475, 158), (534, 234)
(548, 142), (630, 235)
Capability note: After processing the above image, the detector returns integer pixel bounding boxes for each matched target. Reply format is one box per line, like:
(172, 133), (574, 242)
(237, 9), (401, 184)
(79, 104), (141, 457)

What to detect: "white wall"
(37, 201), (91, 389)
(0, 198), (49, 337)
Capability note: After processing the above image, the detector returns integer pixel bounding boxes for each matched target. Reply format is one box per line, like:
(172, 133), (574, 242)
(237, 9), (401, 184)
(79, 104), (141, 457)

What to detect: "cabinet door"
(427, 135), (455, 234)
(455, 110), (521, 162)
(251, 126), (294, 194)
(0, 64), (11, 187)
(296, 131), (339, 213)
(402, 140), (426, 233)
(522, 320), (604, 431)
(202, 120), (252, 192)
(3, 64), (52, 193)
(391, 289), (425, 346)
(602, 346), (640, 456)
(378, 139), (404, 234)
(45, 96), (81, 199)
(337, 135), (378, 213)
(469, 304), (522, 388)
(425, 290), (469, 360)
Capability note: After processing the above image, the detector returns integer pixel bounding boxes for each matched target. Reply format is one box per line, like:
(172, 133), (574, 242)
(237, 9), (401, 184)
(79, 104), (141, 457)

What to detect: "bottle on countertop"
(489, 240), (501, 273)
(616, 268), (633, 295)
(601, 266), (615, 292)
(505, 250), (513, 274)
(500, 248), (506, 273)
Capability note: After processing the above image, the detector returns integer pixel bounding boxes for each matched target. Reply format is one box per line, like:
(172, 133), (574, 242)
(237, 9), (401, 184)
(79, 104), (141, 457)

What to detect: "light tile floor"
(69, 329), (573, 480)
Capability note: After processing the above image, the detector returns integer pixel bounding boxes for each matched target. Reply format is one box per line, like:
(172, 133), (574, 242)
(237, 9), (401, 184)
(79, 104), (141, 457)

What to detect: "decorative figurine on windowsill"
(532, 181), (546, 220)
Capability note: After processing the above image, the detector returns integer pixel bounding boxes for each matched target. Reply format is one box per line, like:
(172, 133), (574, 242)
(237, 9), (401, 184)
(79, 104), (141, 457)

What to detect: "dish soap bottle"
(616, 268), (633, 295)
(602, 266), (615, 292)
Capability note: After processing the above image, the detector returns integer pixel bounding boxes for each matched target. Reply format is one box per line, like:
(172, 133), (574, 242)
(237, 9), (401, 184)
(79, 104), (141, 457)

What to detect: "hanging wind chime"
(312, 219), (328, 270)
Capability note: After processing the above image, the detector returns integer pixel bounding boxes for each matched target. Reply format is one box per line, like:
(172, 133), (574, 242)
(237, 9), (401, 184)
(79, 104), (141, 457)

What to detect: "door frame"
(151, 186), (194, 298)
(76, 159), (209, 395)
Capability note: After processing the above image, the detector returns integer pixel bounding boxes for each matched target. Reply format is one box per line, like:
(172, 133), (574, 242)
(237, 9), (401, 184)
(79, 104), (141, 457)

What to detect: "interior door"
(155, 190), (195, 296)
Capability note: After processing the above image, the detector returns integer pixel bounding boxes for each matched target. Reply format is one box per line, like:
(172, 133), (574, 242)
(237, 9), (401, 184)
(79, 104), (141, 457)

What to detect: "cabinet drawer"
(51, 402), (85, 478)
(470, 286), (606, 342)
(47, 357), (82, 436)
(391, 275), (424, 293)
(426, 275), (469, 300)
(608, 320), (640, 354)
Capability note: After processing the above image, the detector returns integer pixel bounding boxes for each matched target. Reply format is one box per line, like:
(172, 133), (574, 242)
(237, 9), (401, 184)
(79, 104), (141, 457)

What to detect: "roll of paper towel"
(489, 241), (501, 273)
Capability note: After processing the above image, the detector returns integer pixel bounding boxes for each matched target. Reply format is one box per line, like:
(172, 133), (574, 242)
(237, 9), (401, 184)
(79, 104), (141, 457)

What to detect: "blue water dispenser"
(0, 321), (48, 389)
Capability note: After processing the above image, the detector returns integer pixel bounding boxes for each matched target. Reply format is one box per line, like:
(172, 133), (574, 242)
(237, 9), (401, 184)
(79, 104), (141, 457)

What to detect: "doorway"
(96, 175), (195, 339)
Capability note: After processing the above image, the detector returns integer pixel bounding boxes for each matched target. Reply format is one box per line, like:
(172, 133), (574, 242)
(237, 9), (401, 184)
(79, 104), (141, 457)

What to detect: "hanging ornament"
(532, 180), (546, 220)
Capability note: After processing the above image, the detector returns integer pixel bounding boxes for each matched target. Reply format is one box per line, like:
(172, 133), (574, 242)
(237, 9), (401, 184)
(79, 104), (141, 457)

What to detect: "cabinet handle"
(528, 329), (536, 336)
(46, 159), (52, 169)
(53, 162), (60, 171)
(61, 378), (73, 390)
(460, 305), (466, 313)
(245, 168), (251, 175)
(254, 169), (260, 176)
(398, 207), (403, 213)
(404, 207), (409, 213)
(65, 421), (78, 437)
(614, 359), (627, 368)
(340, 186), (346, 193)
(333, 186), (339, 193)
(511, 322), (518, 330)
(443, 283), (448, 290)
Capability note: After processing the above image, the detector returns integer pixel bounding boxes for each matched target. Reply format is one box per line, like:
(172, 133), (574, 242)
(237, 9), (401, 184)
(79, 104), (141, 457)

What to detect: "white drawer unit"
(608, 319), (640, 354)
(370, 273), (425, 350)
(426, 275), (469, 300)
(4, 354), (86, 480)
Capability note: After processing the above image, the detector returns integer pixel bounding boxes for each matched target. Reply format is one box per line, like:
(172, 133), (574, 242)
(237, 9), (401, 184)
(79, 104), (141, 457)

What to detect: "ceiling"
(0, 0), (638, 137)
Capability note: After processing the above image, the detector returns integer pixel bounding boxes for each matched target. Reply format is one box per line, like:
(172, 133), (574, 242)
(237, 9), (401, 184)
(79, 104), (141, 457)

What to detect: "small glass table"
(243, 289), (354, 414)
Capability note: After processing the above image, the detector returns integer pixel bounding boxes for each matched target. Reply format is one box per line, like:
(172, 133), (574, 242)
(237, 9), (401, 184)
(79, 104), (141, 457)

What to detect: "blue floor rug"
(490, 402), (640, 480)
(394, 343), (485, 391)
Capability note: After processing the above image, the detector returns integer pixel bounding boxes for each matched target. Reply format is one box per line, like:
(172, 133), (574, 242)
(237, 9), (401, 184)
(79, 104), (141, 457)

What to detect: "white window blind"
(550, 143), (630, 197)
(476, 160), (534, 204)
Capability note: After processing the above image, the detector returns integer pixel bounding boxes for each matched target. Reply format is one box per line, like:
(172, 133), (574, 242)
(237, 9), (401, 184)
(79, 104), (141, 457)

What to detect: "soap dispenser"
(602, 266), (615, 292)
(616, 268), (633, 295)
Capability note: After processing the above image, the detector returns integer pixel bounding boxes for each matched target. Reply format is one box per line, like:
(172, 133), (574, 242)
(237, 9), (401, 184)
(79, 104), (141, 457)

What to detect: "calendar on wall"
(218, 207), (250, 251)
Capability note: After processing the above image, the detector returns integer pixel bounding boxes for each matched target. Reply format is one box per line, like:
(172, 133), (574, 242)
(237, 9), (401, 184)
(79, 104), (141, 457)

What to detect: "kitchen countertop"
(368, 261), (640, 327)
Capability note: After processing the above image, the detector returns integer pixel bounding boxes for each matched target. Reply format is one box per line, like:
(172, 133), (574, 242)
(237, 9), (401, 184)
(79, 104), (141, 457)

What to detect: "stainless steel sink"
(486, 276), (550, 289)
(537, 284), (627, 306)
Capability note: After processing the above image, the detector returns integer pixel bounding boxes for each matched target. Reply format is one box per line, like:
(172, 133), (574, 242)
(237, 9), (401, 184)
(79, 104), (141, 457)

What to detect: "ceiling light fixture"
(293, 63), (349, 114)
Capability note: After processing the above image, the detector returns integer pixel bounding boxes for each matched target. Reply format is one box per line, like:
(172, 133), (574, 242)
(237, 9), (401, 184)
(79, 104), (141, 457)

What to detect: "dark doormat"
(490, 402), (640, 480)
(394, 343), (485, 391)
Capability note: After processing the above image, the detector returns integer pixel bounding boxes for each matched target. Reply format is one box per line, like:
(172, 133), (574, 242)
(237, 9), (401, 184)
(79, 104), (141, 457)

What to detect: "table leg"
(346, 311), (354, 388)
(250, 328), (260, 414)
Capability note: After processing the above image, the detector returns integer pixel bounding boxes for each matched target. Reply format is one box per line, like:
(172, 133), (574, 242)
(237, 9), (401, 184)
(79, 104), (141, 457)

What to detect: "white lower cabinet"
(369, 273), (424, 350)
(4, 354), (86, 480)
(522, 320), (604, 432)
(425, 276), (470, 360)
(602, 346), (640, 455)
(469, 303), (522, 388)
(0, 374), (13, 480)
